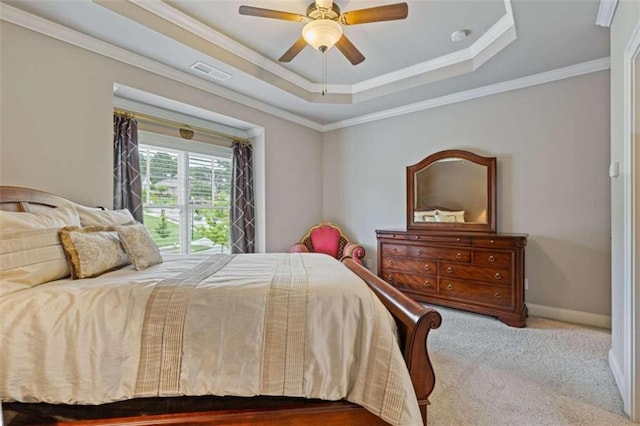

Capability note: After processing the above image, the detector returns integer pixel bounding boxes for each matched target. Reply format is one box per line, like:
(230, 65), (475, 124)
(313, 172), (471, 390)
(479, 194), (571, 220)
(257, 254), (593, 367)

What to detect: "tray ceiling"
(1, 0), (610, 127)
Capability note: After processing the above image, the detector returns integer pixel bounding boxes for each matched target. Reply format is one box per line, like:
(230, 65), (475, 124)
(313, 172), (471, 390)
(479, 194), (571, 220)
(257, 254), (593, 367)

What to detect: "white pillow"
(0, 204), (80, 232)
(76, 205), (135, 227)
(0, 204), (81, 296)
(413, 210), (438, 223)
(435, 210), (465, 223)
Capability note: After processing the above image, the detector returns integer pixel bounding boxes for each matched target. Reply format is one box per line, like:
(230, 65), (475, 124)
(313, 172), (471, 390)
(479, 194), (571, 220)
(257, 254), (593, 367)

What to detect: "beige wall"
(0, 17), (614, 316)
(323, 71), (611, 317)
(0, 22), (323, 252)
(609, 0), (640, 419)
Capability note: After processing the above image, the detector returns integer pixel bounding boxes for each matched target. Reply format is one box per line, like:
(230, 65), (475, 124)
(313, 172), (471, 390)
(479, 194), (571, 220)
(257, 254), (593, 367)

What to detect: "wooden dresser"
(377, 229), (527, 327)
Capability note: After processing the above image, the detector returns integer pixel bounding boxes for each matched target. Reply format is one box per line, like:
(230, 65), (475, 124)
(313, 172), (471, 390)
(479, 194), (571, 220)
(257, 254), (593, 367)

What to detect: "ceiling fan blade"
(340, 2), (408, 25)
(335, 35), (365, 65)
(239, 6), (306, 22)
(279, 37), (308, 62)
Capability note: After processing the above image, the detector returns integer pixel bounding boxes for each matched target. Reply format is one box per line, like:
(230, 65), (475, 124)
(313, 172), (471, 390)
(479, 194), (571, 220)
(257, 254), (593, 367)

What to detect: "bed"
(0, 186), (442, 426)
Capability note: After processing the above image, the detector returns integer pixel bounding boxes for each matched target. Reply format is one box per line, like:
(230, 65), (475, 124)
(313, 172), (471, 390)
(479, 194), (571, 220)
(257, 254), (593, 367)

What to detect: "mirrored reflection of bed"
(0, 186), (441, 426)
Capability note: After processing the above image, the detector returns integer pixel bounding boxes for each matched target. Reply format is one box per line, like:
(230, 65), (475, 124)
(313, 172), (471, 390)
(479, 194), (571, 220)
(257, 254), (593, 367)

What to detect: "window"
(139, 136), (232, 254)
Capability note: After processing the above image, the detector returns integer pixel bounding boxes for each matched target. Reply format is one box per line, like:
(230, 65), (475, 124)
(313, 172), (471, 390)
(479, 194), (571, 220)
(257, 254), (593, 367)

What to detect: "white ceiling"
(1, 0), (610, 128)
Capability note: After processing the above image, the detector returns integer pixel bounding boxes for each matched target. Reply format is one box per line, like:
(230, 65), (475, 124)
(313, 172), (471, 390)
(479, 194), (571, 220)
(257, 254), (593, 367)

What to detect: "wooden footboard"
(0, 186), (442, 426)
(342, 257), (442, 421)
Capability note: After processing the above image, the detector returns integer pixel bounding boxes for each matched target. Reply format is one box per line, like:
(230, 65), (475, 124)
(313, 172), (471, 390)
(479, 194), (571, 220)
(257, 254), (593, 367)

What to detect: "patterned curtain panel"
(113, 114), (143, 223)
(231, 141), (255, 253)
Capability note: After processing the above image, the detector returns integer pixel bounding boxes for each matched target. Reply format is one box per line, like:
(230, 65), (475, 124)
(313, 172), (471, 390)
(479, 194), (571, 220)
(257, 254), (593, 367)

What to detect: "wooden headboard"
(0, 186), (75, 212)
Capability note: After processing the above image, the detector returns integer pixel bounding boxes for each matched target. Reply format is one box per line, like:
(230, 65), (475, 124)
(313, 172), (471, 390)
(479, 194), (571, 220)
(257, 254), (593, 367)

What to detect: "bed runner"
(260, 253), (308, 395)
(133, 253), (310, 398)
(134, 254), (236, 396)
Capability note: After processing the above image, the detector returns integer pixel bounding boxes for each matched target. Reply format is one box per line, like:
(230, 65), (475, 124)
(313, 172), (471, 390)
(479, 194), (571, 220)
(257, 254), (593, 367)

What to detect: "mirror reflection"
(414, 158), (488, 224)
(407, 149), (496, 232)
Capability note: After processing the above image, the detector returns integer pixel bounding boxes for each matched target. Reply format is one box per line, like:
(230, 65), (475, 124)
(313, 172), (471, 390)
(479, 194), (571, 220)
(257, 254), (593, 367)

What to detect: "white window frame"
(139, 130), (232, 254)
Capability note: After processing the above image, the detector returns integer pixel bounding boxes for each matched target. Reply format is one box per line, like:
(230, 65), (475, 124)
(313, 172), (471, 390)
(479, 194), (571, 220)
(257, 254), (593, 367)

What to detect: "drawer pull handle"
(414, 236), (419, 239)
(456, 238), (461, 242)
(488, 255), (495, 262)
(447, 284), (453, 290)
(495, 292), (501, 298)
(386, 274), (393, 281)
(424, 264), (431, 270)
(416, 249), (422, 255)
(495, 273), (502, 280)
(392, 248), (398, 254)
(388, 261), (394, 266)
(456, 252), (462, 259)
(424, 280), (431, 287)
(490, 239), (495, 244)
(447, 267), (453, 273)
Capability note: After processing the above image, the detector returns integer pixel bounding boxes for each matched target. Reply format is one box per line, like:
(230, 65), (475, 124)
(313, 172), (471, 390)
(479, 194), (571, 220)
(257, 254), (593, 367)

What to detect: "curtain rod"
(114, 108), (251, 144)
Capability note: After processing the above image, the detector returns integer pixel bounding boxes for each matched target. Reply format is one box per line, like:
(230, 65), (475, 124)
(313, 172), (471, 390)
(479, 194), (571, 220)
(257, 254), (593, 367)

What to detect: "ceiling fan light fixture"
(315, 0), (333, 9)
(302, 19), (343, 51)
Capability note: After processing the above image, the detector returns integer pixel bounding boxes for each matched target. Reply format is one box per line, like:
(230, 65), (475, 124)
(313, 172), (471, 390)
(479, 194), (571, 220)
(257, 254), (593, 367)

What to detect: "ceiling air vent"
(190, 61), (232, 81)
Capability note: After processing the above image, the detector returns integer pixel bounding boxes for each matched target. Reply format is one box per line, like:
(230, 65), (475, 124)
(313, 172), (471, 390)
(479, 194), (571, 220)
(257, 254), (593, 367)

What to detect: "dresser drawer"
(440, 278), (513, 309)
(382, 244), (407, 256)
(381, 271), (436, 294)
(382, 256), (437, 275)
(405, 235), (471, 245)
(407, 246), (471, 262)
(471, 238), (517, 248)
(472, 250), (512, 267)
(440, 262), (511, 284)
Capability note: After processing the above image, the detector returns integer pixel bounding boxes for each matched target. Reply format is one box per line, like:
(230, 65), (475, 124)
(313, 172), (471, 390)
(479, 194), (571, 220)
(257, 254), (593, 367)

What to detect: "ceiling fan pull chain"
(322, 50), (327, 96)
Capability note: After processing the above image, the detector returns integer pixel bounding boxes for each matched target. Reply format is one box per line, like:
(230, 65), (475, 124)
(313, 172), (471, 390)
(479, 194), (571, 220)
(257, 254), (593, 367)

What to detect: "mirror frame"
(406, 149), (497, 232)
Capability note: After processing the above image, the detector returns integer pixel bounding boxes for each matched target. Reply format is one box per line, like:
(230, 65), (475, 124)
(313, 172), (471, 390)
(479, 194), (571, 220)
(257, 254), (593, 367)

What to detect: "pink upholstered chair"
(289, 222), (366, 265)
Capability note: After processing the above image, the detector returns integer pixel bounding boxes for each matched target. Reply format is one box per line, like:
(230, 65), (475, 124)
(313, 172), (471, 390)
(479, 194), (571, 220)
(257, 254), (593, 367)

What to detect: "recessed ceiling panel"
(167, 0), (506, 84)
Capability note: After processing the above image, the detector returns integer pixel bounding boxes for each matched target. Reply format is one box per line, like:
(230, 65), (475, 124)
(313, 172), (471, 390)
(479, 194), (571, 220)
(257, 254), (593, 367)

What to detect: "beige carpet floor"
(426, 306), (633, 426)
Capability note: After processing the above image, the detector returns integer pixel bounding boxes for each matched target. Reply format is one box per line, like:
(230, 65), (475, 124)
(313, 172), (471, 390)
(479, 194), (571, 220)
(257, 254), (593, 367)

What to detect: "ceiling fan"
(239, 0), (409, 65)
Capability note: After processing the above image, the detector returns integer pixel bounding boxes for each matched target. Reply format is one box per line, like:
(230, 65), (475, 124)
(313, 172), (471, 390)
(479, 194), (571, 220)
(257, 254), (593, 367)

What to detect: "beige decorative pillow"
(0, 205), (81, 296)
(114, 223), (163, 271)
(58, 226), (130, 279)
(434, 214), (457, 223)
(75, 205), (135, 227)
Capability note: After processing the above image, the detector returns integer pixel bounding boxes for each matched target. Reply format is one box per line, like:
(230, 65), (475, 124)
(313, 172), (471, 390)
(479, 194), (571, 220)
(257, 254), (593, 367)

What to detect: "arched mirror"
(407, 150), (496, 232)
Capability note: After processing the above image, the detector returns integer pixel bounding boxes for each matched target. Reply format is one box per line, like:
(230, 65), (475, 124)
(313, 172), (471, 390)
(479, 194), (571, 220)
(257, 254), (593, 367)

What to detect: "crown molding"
(114, 0), (517, 101)
(349, 0), (516, 95)
(596, 0), (618, 27)
(322, 57), (611, 131)
(0, 3), (610, 134)
(352, 49), (472, 93)
(129, 0), (314, 92)
(0, 3), (323, 131)
(469, 12), (514, 57)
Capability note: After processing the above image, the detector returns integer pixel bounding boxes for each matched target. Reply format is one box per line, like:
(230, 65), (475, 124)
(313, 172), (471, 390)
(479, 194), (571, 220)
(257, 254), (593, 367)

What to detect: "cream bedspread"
(0, 253), (422, 425)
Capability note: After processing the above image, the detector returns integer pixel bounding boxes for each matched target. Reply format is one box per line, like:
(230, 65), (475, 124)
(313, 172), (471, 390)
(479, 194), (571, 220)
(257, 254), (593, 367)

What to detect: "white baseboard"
(527, 303), (611, 329)
(609, 348), (627, 399)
